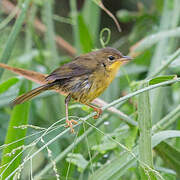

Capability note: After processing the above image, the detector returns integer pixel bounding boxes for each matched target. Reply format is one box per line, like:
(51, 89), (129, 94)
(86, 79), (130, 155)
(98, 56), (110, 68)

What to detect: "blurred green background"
(0, 0), (180, 179)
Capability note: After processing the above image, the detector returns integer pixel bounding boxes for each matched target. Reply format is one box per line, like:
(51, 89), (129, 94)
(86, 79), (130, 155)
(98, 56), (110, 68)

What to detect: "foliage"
(0, 0), (180, 179)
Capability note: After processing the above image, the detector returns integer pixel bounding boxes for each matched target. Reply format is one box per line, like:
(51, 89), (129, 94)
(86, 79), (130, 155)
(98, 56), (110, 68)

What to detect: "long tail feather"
(12, 84), (55, 106)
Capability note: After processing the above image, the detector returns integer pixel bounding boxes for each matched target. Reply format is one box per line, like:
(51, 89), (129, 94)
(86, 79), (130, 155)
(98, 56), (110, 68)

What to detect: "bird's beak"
(118, 55), (133, 62)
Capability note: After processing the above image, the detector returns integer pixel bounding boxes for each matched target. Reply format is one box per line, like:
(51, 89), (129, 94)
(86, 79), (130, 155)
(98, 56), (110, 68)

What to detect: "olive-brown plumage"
(12, 47), (132, 132)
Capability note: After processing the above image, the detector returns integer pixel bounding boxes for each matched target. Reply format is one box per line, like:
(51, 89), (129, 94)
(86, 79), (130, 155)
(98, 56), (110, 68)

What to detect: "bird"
(12, 47), (132, 133)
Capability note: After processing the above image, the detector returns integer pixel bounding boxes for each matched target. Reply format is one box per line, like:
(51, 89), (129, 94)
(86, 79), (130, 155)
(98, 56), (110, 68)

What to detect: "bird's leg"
(65, 95), (78, 133)
(86, 104), (103, 119)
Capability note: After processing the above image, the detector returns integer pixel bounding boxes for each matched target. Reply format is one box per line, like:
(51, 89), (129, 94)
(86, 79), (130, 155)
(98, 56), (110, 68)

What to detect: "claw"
(65, 119), (78, 133)
(93, 108), (103, 119)
(86, 104), (103, 119)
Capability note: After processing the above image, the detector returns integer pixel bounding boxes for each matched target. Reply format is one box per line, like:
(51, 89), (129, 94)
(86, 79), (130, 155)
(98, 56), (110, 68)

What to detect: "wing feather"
(46, 56), (97, 82)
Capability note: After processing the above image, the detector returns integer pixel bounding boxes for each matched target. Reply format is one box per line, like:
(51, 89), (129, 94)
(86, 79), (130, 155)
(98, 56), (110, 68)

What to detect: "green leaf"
(152, 130), (180, 147)
(89, 130), (180, 180)
(0, 80), (31, 179)
(0, 77), (19, 94)
(91, 141), (117, 153)
(83, 0), (100, 43)
(154, 141), (180, 177)
(66, 153), (88, 172)
(149, 75), (177, 85)
(125, 126), (138, 149)
(137, 82), (157, 180)
(78, 15), (94, 53)
(92, 126), (129, 153)
(88, 148), (137, 180)
(70, 0), (96, 53)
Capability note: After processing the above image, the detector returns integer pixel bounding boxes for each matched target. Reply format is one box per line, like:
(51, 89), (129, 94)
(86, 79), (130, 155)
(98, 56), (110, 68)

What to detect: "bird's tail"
(12, 83), (56, 106)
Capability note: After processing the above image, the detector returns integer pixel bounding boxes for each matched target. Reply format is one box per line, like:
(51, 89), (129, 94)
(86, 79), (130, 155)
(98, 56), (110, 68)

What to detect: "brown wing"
(46, 55), (97, 82)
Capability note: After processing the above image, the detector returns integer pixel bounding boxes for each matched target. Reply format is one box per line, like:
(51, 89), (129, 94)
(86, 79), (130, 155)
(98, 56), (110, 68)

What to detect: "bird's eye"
(108, 56), (115, 61)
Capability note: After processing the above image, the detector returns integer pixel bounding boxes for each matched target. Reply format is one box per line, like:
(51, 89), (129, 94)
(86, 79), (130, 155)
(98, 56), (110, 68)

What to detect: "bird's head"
(93, 47), (132, 72)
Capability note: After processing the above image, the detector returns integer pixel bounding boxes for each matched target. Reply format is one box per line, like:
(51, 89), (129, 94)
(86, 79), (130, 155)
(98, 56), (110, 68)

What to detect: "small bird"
(12, 47), (132, 132)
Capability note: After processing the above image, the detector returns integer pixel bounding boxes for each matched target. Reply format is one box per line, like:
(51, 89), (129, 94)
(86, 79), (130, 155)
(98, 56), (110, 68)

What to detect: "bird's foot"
(65, 119), (78, 133)
(93, 108), (103, 119)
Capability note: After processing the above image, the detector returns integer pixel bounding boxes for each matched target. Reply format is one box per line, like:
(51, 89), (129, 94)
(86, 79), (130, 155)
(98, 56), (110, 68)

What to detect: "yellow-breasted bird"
(11, 47), (132, 132)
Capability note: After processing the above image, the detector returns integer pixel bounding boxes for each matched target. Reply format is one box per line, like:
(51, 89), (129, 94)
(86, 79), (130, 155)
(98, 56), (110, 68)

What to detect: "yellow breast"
(82, 61), (122, 103)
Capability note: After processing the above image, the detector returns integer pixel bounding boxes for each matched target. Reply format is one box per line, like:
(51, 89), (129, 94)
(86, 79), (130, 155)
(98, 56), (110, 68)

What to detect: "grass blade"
(0, 0), (31, 77)
(88, 130), (180, 180)
(88, 148), (137, 180)
(0, 80), (31, 179)
(70, 1), (94, 54)
(137, 82), (157, 179)
(152, 130), (180, 147)
(0, 6), (18, 30)
(148, 0), (180, 125)
(42, 0), (59, 68)
(149, 75), (177, 85)
(0, 77), (19, 94)
(82, 0), (100, 43)
(101, 78), (180, 112)
(70, 0), (81, 54)
(78, 15), (94, 53)
(34, 115), (107, 179)
(130, 27), (180, 54)
(148, 48), (180, 79)
(155, 141), (180, 177)
(152, 104), (180, 132)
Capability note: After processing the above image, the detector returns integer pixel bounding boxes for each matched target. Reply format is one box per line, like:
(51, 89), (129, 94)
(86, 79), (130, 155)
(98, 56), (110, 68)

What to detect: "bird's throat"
(108, 61), (122, 78)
